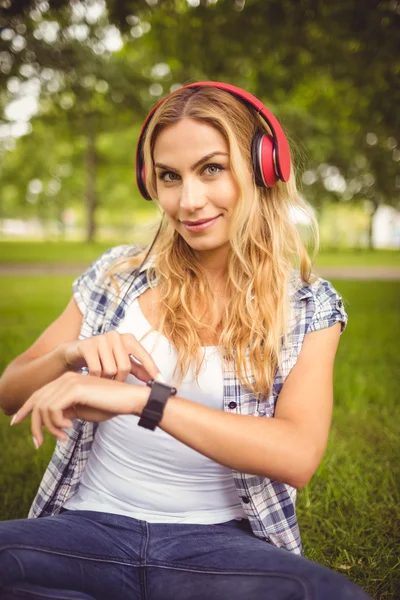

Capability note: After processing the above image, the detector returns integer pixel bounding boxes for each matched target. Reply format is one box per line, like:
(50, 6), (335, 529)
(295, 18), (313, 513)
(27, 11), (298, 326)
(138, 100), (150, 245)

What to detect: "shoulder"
(81, 243), (146, 282)
(289, 269), (348, 335)
(72, 243), (146, 315)
(92, 243), (146, 273)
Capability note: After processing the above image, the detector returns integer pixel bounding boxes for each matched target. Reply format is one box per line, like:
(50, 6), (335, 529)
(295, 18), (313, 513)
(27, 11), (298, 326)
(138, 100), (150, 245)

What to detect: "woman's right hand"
(61, 331), (163, 384)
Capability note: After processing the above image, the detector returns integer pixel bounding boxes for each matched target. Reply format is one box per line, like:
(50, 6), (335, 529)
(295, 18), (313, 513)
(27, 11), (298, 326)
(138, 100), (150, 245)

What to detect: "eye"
(202, 163), (224, 176)
(158, 171), (180, 183)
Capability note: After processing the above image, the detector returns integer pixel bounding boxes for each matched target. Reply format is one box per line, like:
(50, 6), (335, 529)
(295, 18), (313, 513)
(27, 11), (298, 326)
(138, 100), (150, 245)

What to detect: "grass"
(0, 240), (399, 267)
(0, 275), (399, 599)
(0, 241), (114, 264)
(314, 249), (399, 268)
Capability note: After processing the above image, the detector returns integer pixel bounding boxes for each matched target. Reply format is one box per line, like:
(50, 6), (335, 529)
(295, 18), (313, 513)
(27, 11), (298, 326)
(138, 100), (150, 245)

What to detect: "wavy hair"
(105, 86), (319, 400)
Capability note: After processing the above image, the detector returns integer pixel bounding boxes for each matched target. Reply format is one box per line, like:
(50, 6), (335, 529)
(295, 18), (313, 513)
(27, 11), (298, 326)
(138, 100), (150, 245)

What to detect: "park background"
(0, 1), (399, 599)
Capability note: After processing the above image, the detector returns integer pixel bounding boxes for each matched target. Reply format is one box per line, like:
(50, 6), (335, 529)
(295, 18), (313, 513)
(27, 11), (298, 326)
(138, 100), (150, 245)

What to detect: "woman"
(0, 83), (371, 600)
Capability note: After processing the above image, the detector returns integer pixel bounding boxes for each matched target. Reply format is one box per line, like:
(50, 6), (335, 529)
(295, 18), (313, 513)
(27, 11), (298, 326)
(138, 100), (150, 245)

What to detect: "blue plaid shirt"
(28, 244), (348, 556)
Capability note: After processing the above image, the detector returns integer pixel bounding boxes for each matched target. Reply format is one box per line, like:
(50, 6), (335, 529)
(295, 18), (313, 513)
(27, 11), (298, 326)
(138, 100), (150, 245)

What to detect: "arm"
(13, 322), (341, 489)
(1, 296), (163, 418)
(0, 297), (82, 416)
(0, 245), (118, 416)
(154, 321), (342, 488)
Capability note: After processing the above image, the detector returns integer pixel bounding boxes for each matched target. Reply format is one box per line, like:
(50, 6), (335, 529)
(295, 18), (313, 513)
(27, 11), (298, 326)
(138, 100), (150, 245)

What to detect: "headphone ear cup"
(141, 164), (146, 189)
(251, 131), (278, 188)
(136, 160), (151, 201)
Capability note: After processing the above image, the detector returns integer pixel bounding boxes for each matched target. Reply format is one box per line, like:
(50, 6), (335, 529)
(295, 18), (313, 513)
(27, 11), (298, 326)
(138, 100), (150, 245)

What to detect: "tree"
(1, 0), (155, 240)
(108, 0), (400, 246)
(1, 0), (399, 246)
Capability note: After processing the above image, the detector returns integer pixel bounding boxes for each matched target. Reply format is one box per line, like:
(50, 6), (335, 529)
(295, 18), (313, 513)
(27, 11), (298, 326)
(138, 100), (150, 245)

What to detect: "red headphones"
(135, 81), (291, 201)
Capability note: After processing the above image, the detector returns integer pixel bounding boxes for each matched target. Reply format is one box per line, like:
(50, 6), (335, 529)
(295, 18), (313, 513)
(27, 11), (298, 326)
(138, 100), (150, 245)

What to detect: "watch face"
(154, 381), (169, 389)
(152, 381), (177, 395)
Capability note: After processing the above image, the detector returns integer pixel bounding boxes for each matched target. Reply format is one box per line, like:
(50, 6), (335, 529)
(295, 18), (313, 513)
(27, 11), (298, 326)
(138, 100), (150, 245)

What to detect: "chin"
(191, 238), (227, 251)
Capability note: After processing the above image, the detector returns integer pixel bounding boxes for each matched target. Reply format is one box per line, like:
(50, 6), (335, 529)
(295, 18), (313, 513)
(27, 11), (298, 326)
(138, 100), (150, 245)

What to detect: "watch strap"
(138, 380), (177, 431)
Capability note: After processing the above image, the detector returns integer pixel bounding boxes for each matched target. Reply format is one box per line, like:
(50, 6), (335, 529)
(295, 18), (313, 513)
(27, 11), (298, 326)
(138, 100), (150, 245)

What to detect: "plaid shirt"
(28, 243), (348, 556)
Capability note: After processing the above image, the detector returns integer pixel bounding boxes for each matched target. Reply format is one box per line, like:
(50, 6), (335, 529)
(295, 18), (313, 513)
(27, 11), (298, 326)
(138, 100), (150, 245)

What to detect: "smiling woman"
(0, 83), (371, 600)
(153, 118), (239, 259)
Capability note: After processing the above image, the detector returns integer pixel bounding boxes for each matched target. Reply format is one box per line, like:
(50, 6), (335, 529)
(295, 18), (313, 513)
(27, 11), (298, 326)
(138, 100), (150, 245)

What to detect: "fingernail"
(155, 373), (166, 383)
(10, 414), (18, 426)
(32, 436), (39, 450)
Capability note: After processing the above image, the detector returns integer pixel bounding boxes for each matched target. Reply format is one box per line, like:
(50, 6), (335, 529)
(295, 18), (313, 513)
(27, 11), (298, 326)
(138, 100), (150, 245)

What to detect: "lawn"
(0, 241), (114, 264)
(0, 240), (399, 267)
(0, 275), (399, 599)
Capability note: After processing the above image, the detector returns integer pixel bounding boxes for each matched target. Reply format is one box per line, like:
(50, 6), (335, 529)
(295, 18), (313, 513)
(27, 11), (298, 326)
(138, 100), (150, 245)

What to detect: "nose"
(180, 177), (207, 212)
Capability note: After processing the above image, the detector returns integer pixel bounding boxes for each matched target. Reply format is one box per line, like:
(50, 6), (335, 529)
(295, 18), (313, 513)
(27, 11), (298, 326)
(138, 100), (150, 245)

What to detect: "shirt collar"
(288, 269), (314, 300)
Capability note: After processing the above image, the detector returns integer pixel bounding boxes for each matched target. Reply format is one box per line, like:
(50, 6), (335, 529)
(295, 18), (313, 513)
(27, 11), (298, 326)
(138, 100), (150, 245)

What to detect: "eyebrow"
(154, 151), (229, 173)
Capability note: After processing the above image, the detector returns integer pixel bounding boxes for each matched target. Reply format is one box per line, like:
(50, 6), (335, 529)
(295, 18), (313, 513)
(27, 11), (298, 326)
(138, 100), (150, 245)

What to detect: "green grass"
(315, 248), (399, 267)
(0, 241), (398, 267)
(0, 276), (399, 599)
(0, 241), (115, 264)
(0, 277), (74, 515)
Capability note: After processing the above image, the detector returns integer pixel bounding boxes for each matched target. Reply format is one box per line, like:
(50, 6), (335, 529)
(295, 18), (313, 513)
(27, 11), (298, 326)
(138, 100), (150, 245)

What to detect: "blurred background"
(0, 0), (399, 249)
(0, 2), (399, 599)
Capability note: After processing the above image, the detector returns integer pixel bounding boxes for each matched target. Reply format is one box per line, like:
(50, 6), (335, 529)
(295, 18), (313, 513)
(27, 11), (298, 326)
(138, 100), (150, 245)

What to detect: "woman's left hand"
(10, 371), (149, 448)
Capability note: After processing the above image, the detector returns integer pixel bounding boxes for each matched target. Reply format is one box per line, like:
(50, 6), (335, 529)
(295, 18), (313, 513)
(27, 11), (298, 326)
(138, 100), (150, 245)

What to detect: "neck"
(195, 244), (230, 289)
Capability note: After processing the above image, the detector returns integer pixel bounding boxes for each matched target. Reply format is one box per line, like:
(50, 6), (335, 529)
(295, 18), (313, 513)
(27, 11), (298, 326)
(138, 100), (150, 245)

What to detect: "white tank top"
(64, 295), (247, 523)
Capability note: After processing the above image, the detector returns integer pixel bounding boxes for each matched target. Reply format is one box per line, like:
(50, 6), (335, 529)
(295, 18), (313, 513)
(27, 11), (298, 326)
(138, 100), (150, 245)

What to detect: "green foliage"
(132, 0), (399, 209)
(0, 1), (398, 241)
(0, 117), (148, 221)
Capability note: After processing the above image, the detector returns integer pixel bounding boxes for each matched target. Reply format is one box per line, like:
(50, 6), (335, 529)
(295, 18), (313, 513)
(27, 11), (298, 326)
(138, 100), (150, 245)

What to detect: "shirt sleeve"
(72, 245), (131, 316)
(307, 279), (349, 335)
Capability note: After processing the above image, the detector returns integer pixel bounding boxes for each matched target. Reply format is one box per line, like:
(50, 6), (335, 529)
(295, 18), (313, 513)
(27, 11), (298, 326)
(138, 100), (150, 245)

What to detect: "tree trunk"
(84, 124), (97, 243)
(368, 201), (379, 250)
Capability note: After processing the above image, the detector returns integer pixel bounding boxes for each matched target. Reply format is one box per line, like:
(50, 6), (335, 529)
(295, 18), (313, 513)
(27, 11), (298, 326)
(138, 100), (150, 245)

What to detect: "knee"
(313, 567), (372, 600)
(335, 577), (372, 600)
(0, 520), (35, 587)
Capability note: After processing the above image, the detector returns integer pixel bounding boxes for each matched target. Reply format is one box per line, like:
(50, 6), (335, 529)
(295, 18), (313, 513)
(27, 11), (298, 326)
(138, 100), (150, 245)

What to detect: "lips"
(182, 216), (221, 225)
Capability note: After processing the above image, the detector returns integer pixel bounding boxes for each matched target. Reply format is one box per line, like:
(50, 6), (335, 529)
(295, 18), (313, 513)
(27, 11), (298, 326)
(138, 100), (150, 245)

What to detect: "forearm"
(0, 345), (69, 416)
(136, 391), (314, 488)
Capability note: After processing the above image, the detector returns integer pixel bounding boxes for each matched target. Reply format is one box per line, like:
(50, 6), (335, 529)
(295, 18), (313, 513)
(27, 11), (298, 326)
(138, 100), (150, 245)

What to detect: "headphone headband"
(135, 81), (291, 200)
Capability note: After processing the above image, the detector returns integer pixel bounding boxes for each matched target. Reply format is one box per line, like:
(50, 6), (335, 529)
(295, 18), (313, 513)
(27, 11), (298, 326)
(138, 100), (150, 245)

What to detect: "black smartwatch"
(138, 379), (178, 431)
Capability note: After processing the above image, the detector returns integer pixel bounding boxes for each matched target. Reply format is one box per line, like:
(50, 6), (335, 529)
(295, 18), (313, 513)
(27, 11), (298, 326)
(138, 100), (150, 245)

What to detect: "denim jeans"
(0, 508), (371, 600)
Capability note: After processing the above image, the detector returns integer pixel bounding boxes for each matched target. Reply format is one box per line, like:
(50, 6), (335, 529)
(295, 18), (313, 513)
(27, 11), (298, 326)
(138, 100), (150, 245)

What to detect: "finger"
(40, 404), (67, 441)
(110, 334), (132, 383)
(42, 385), (70, 440)
(97, 335), (118, 379)
(48, 404), (70, 435)
(128, 356), (165, 383)
(31, 404), (45, 447)
(80, 345), (102, 378)
(122, 334), (162, 381)
(39, 383), (73, 439)
(64, 406), (79, 421)
(127, 355), (152, 382)
(11, 397), (35, 425)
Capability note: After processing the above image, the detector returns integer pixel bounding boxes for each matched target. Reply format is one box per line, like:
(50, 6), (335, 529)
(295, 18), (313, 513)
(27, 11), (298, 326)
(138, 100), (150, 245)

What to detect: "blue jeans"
(0, 508), (371, 600)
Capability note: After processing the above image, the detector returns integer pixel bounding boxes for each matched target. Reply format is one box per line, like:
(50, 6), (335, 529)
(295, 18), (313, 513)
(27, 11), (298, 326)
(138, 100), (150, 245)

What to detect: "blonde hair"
(106, 86), (319, 400)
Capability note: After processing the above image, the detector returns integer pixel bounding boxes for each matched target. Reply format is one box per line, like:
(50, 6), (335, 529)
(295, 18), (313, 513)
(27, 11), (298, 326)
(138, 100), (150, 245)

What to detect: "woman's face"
(153, 117), (251, 260)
